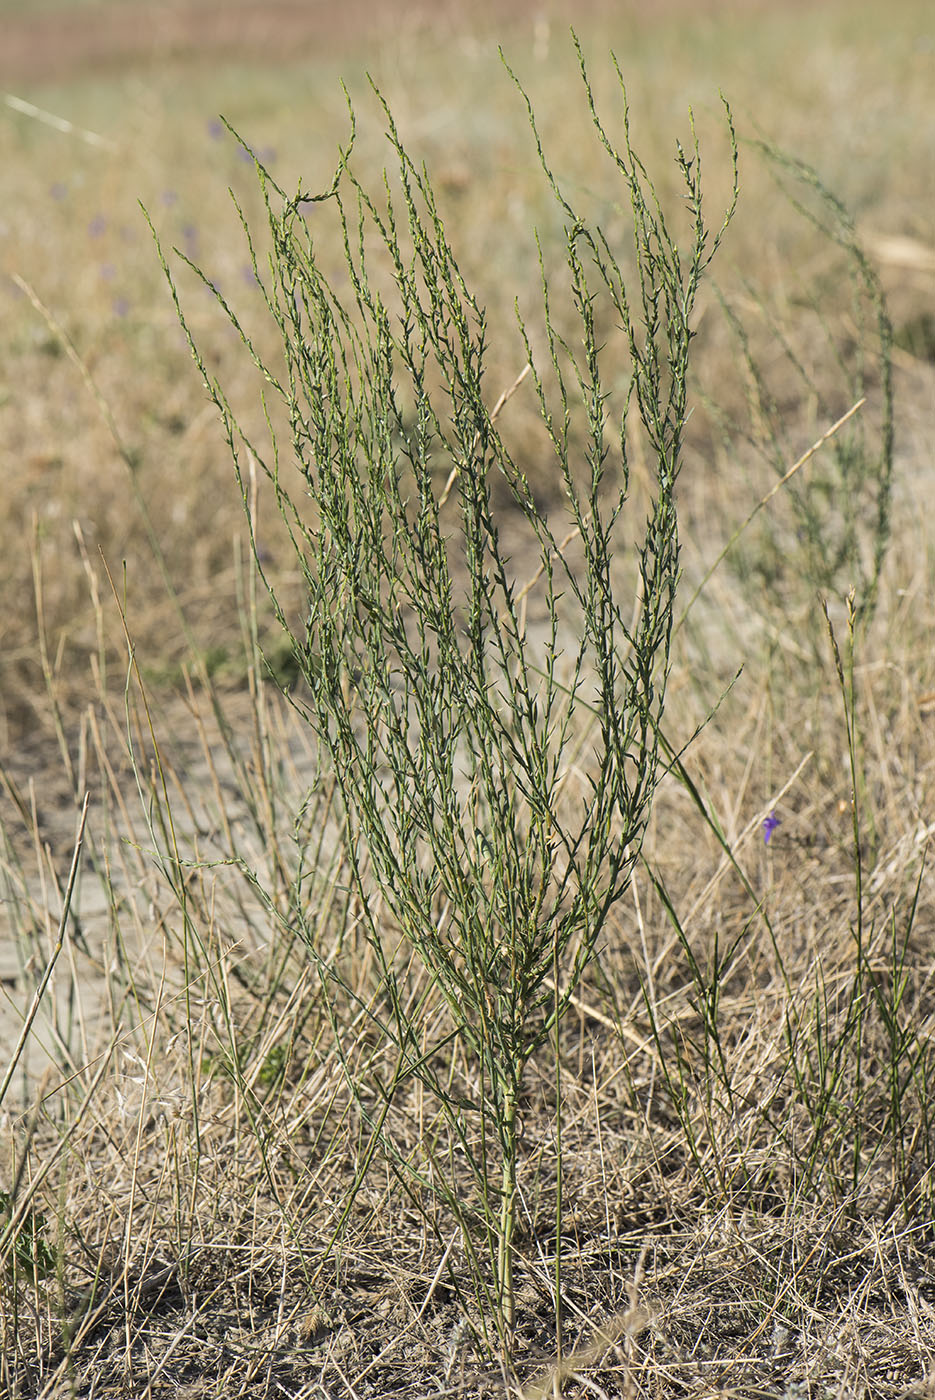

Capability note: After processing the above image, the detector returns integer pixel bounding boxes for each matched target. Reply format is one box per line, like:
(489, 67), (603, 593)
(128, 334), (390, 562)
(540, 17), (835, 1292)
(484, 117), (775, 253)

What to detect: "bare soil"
(3, 2), (935, 1396)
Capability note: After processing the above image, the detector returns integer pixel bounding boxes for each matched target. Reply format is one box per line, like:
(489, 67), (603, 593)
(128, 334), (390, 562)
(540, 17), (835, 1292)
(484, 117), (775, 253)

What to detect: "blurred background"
(1, 0), (933, 748)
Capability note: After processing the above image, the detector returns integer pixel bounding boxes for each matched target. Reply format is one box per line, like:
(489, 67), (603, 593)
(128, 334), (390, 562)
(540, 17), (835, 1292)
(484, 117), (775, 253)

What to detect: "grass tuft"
(2, 5), (935, 1395)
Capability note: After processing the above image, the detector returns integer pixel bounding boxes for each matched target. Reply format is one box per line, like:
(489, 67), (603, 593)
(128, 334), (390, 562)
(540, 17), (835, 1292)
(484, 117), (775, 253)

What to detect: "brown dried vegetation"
(2, 1), (935, 1396)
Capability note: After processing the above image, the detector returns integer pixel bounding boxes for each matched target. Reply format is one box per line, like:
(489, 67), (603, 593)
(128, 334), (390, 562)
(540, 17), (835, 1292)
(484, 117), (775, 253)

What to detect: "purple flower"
(100, 263), (116, 282)
(237, 144), (254, 164)
(207, 119), (224, 141)
(763, 811), (781, 845)
(49, 181), (68, 201)
(161, 189), (178, 208)
(113, 296), (130, 319)
(88, 214), (107, 237)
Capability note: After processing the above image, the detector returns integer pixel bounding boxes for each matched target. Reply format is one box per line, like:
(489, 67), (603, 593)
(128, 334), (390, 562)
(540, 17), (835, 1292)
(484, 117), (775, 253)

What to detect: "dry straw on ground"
(2, 1), (935, 1396)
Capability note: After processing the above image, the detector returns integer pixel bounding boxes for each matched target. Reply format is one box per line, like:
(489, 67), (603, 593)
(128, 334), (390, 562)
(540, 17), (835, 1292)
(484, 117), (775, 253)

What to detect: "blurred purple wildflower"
(236, 143), (254, 164)
(241, 264), (259, 287)
(88, 214), (107, 237)
(207, 119), (224, 141)
(100, 263), (116, 282)
(161, 189), (178, 208)
(763, 812), (781, 845)
(113, 297), (130, 319)
(50, 181), (68, 200)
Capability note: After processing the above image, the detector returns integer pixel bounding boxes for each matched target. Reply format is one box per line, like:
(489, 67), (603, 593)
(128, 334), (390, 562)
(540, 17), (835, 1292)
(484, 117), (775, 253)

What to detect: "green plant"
(640, 594), (935, 1224)
(0, 1189), (56, 1284)
(156, 41), (737, 1354)
(706, 145), (894, 634)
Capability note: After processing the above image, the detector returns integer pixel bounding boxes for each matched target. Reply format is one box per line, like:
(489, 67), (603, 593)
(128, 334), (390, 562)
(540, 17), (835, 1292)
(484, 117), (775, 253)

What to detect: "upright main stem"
(497, 1076), (519, 1347)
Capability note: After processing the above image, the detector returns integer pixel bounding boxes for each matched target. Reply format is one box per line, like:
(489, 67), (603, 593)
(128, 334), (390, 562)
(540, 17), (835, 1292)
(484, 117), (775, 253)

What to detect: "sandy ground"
(0, 681), (329, 1090)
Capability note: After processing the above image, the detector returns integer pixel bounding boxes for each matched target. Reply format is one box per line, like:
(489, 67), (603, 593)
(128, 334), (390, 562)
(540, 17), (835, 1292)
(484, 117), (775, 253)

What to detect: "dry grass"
(2, 0), (935, 1395)
(4, 598), (935, 1397)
